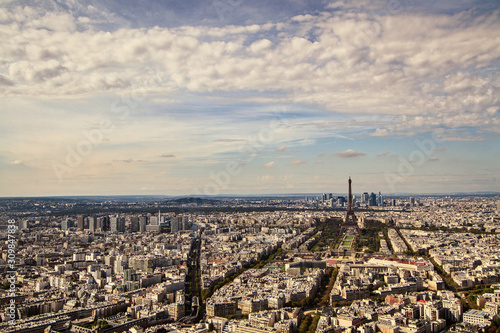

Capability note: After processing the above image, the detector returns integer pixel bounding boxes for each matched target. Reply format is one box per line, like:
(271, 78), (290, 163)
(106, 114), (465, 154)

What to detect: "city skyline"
(1, 0), (499, 197)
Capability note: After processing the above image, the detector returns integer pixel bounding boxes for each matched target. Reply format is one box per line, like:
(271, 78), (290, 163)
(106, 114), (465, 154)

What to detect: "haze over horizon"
(1, 0), (499, 197)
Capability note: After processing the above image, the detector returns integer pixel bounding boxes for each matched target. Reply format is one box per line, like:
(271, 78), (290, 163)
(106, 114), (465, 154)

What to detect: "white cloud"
(249, 39), (273, 53)
(0, 6), (497, 142)
(264, 161), (275, 167)
(335, 149), (366, 158)
(259, 175), (274, 181)
(372, 128), (389, 137)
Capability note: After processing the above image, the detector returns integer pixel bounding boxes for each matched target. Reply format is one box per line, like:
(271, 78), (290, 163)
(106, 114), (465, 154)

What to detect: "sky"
(0, 0), (499, 197)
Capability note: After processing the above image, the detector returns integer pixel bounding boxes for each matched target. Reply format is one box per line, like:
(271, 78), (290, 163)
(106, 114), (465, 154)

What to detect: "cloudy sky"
(1, 0), (499, 196)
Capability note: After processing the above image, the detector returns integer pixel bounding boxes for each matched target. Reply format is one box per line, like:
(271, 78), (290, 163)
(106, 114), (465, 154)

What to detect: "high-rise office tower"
(118, 217), (125, 232)
(110, 216), (125, 233)
(322, 193), (333, 201)
(171, 216), (181, 233)
(139, 216), (147, 232)
(378, 192), (383, 206)
(61, 219), (74, 230)
(110, 216), (117, 232)
(369, 192), (377, 206)
(131, 216), (139, 232)
(150, 216), (158, 226)
(96, 217), (103, 231)
(88, 216), (96, 232)
(101, 216), (110, 231)
(77, 215), (84, 231)
(182, 215), (189, 230)
(361, 192), (369, 203)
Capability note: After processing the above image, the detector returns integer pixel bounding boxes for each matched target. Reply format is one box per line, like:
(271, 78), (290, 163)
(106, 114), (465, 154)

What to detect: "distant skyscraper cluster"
(62, 212), (192, 234)
(319, 189), (423, 209)
(171, 215), (189, 233)
(322, 188), (385, 207)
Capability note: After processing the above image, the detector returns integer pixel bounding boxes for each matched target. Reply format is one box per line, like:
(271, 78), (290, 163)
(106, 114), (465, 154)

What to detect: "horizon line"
(1, 191), (499, 199)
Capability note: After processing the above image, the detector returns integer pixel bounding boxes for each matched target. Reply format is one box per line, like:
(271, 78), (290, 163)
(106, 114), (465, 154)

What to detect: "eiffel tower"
(342, 177), (359, 231)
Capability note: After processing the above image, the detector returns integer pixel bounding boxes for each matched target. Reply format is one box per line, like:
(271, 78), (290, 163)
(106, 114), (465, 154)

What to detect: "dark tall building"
(96, 217), (103, 231)
(171, 216), (181, 233)
(139, 216), (147, 232)
(100, 216), (110, 231)
(182, 215), (189, 230)
(131, 216), (139, 232)
(77, 215), (84, 231)
(369, 192), (377, 206)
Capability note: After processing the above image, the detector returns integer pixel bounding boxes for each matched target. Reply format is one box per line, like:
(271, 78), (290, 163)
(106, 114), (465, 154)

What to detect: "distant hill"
(164, 197), (220, 206)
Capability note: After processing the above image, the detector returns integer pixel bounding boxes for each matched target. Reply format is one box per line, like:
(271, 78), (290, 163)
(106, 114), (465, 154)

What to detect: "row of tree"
(298, 313), (321, 333)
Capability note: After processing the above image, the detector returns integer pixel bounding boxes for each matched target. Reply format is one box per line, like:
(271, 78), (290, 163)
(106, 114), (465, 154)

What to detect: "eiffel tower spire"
(347, 177), (353, 212)
(344, 177), (357, 225)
